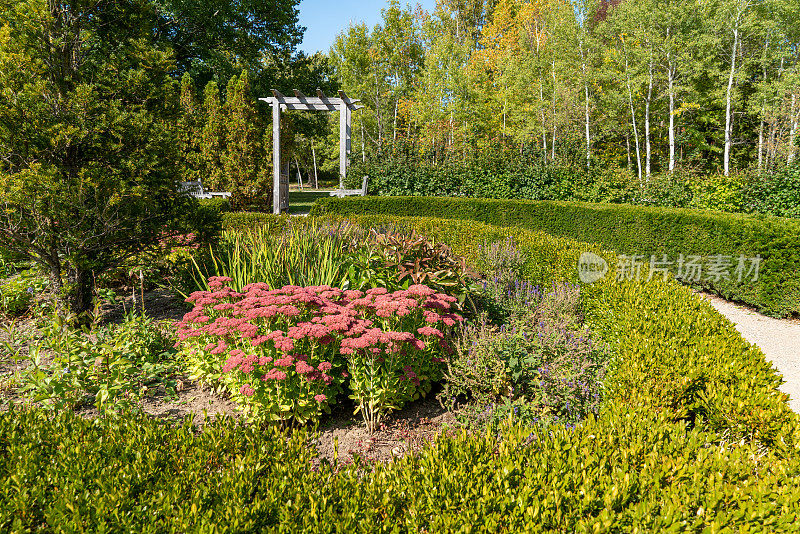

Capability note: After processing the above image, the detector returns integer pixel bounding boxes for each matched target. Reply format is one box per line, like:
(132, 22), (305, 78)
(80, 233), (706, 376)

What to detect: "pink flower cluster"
(175, 277), (464, 420)
(176, 279), (462, 366)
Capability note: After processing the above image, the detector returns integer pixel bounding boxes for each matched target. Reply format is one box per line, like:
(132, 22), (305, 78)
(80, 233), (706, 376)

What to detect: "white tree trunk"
(580, 39), (591, 167)
(449, 109), (453, 147)
(624, 43), (642, 182)
(724, 26), (739, 176)
(668, 63), (676, 172)
(645, 52), (653, 179)
(758, 37), (768, 173)
(789, 93), (797, 165)
(758, 117), (765, 171)
(294, 157), (303, 190)
(373, 60), (383, 148)
(551, 59), (557, 160)
(393, 98), (398, 142)
(312, 145), (319, 189)
(666, 26), (676, 173)
(360, 121), (366, 163)
(540, 83), (547, 162)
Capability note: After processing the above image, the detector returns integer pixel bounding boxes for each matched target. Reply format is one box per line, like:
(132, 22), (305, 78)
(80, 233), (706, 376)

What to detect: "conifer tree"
(223, 70), (271, 210)
(178, 73), (204, 182)
(200, 81), (226, 190)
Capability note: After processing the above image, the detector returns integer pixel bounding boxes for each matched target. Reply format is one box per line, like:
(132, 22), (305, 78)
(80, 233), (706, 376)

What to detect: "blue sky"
(297, 0), (437, 55)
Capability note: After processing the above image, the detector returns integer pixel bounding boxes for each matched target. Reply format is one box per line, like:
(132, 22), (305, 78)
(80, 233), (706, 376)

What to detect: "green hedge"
(3, 215), (799, 531)
(220, 211), (281, 231)
(312, 197), (800, 317)
(326, 215), (797, 446)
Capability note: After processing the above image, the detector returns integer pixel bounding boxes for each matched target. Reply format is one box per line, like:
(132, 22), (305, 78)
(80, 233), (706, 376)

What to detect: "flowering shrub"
(175, 277), (462, 428)
(440, 283), (608, 429)
(476, 236), (526, 286)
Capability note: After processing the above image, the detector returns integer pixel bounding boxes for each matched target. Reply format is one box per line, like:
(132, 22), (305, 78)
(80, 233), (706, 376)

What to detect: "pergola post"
(272, 101), (281, 215)
(339, 102), (347, 189)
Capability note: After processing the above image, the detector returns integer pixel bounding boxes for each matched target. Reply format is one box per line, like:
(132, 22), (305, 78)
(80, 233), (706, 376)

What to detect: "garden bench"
(329, 176), (369, 198)
(178, 180), (231, 200)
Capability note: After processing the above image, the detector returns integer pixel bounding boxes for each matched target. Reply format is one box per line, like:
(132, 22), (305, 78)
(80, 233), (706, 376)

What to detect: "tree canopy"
(328, 0), (800, 176)
(0, 0), (309, 314)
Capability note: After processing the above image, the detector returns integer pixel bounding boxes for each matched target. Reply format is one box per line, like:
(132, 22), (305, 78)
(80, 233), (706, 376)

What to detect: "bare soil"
(314, 395), (458, 465)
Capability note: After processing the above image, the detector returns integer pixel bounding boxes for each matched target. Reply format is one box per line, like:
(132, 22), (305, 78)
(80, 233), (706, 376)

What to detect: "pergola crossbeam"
(263, 89), (363, 214)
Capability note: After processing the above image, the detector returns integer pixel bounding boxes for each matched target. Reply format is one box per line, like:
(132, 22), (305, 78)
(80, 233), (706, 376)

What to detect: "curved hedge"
(312, 196), (800, 317)
(3, 214), (799, 531)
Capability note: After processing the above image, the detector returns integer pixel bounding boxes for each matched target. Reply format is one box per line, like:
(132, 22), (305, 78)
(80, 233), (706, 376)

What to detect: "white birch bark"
(758, 42), (768, 172)
(645, 50), (653, 179)
(540, 83), (547, 162)
(789, 93), (797, 165)
(623, 39), (642, 182)
(312, 145), (319, 189)
(724, 25), (739, 176)
(360, 121), (366, 163)
(666, 26), (676, 172)
(393, 97), (398, 142)
(551, 59), (557, 160)
(579, 38), (591, 167)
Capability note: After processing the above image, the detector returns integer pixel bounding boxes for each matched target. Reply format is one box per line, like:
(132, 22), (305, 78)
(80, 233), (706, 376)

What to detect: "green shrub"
(20, 313), (179, 414)
(313, 197), (800, 317)
(221, 211), (283, 231)
(0, 269), (48, 317)
(689, 173), (748, 212)
(743, 165), (800, 218)
(314, 214), (799, 446)
(197, 197), (231, 215)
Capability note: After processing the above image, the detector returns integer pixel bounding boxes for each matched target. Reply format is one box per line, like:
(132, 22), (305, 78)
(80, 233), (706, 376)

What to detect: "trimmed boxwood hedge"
(312, 196), (800, 318)
(3, 215), (799, 532)
(220, 211), (280, 231)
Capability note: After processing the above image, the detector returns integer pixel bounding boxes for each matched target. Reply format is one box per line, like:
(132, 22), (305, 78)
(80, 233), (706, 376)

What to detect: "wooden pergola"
(260, 89), (364, 214)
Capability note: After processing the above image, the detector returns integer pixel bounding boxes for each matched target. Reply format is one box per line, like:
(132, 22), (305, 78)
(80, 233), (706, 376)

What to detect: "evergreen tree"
(200, 81), (226, 190)
(0, 0), (194, 314)
(223, 70), (270, 210)
(178, 73), (204, 182)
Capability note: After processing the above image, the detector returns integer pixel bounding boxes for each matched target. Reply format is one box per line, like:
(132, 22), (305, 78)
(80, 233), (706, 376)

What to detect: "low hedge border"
(4, 214), (799, 531)
(220, 211), (280, 231)
(312, 196), (800, 318)
(321, 214), (798, 446)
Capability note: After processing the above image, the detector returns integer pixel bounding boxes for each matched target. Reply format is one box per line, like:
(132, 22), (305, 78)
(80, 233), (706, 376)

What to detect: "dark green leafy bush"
(742, 165), (800, 218)
(348, 141), (799, 218)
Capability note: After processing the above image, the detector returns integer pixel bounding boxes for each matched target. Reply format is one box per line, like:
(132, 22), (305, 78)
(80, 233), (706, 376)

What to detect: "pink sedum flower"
(263, 369), (287, 381)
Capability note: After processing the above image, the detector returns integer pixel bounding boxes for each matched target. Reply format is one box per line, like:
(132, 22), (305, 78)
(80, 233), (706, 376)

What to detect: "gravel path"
(702, 294), (800, 413)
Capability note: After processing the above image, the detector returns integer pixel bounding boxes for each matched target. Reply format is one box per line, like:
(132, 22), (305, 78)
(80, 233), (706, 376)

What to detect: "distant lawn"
(288, 190), (330, 215)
